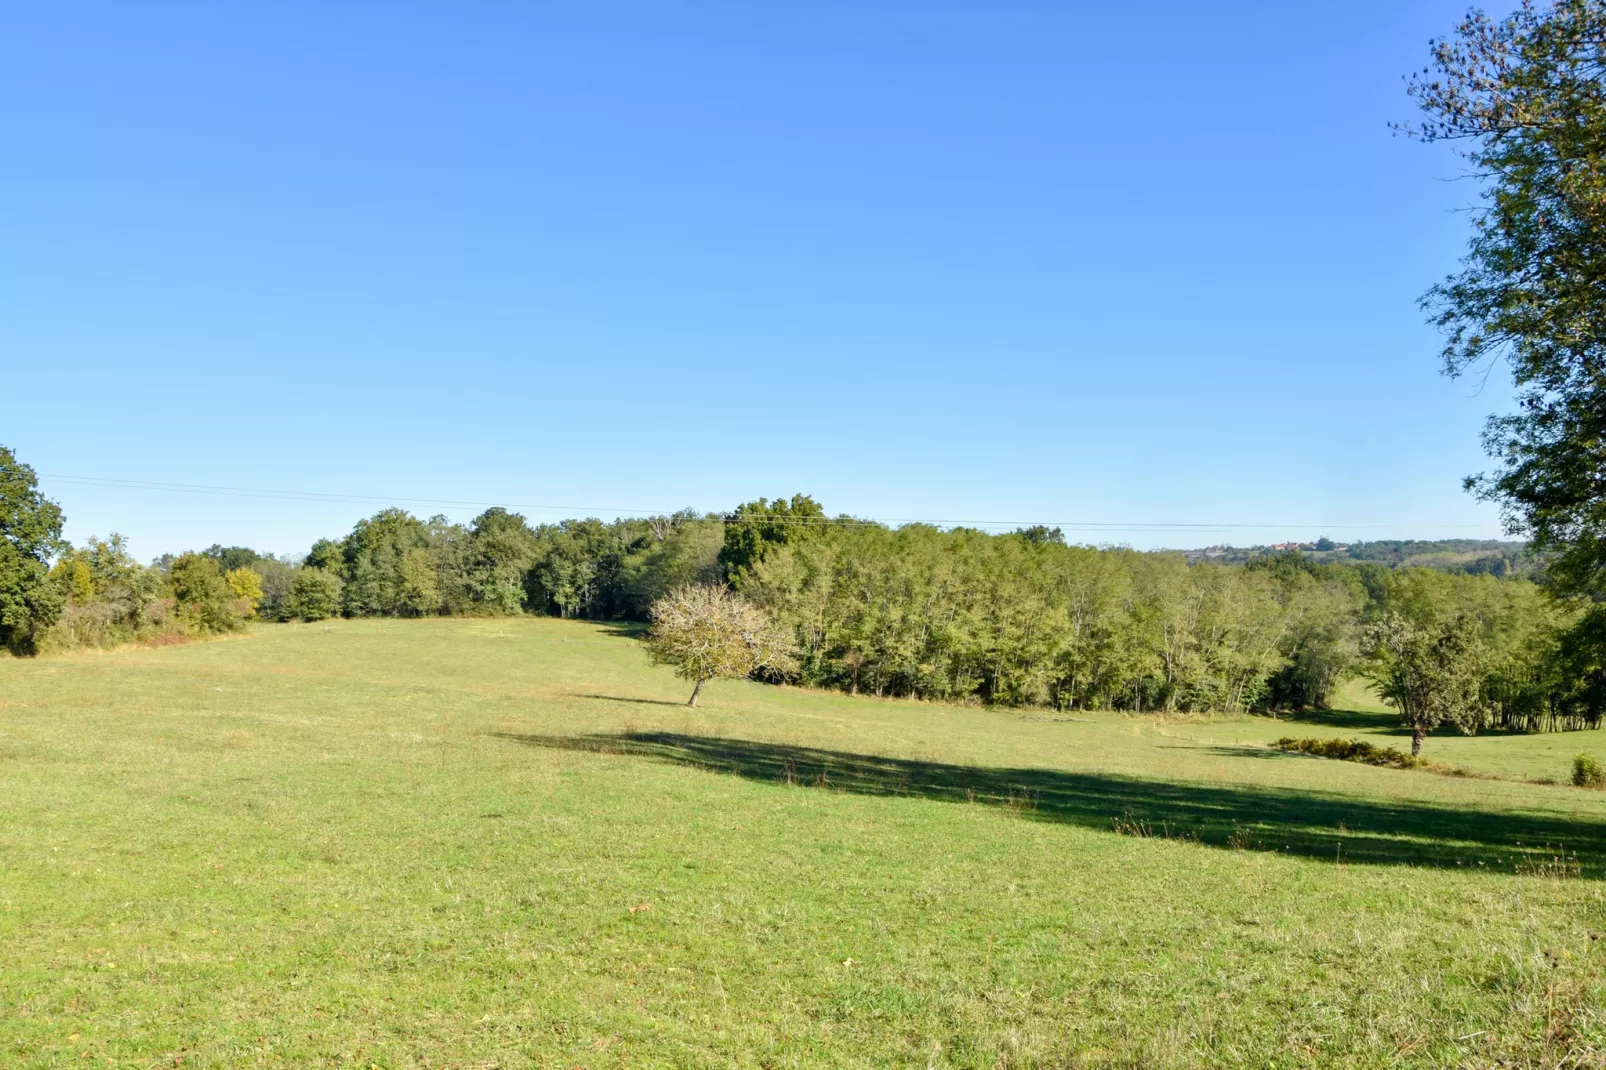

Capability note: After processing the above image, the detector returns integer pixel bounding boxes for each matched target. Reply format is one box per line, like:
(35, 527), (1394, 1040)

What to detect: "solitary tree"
(1362, 612), (1489, 755)
(644, 584), (797, 705)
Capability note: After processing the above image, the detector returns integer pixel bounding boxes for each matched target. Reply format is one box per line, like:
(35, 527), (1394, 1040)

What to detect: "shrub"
(1572, 753), (1606, 789)
(1273, 736), (1426, 770)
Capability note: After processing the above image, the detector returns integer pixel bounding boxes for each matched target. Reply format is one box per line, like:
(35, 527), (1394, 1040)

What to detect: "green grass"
(1, 618), (1604, 1068)
(1177, 676), (1606, 784)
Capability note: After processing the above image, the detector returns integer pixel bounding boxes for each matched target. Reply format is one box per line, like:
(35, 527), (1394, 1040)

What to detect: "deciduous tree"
(169, 553), (246, 635)
(0, 446), (65, 653)
(1407, 1), (1606, 594)
(1363, 612), (1490, 755)
(644, 584), (797, 706)
(225, 567), (265, 616)
(284, 568), (342, 622)
(719, 494), (827, 581)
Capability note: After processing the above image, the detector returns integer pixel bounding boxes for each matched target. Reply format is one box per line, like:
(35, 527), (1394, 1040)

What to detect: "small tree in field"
(1362, 612), (1489, 756)
(644, 584), (796, 705)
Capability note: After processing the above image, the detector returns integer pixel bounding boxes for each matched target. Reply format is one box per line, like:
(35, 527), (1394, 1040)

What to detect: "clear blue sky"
(1, 1), (1519, 559)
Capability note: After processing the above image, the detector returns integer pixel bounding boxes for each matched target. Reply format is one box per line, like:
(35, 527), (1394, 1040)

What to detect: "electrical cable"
(39, 473), (1498, 535)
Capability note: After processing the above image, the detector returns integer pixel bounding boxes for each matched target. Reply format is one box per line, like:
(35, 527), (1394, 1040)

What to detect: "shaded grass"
(496, 729), (1606, 876)
(0, 618), (1604, 1068)
(1180, 677), (1606, 785)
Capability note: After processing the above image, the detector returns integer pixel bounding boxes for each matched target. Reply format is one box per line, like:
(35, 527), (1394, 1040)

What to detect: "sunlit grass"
(1, 618), (1603, 1067)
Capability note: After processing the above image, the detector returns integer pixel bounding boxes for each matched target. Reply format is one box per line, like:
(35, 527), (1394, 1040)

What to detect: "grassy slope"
(0, 618), (1602, 1068)
(1178, 677), (1605, 783)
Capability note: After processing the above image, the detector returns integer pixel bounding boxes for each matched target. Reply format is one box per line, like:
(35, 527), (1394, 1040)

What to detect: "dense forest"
(5, 445), (1600, 733)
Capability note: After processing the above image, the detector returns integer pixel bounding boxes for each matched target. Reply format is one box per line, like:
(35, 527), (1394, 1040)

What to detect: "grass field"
(2, 618), (1605, 1068)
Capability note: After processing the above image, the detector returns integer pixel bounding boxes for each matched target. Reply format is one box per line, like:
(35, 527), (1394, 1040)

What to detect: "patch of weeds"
(1515, 847), (1583, 880)
(1004, 786), (1038, 814)
(1111, 812), (1199, 843)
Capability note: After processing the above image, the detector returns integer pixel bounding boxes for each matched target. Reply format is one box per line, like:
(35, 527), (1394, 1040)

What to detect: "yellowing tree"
(50, 558), (94, 604)
(225, 567), (264, 617)
(644, 584), (796, 706)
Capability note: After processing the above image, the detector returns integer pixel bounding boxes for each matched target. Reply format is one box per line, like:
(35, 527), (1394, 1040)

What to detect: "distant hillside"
(1179, 539), (1535, 577)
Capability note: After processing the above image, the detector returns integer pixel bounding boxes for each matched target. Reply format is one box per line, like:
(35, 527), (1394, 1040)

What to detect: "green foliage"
(36, 534), (179, 652)
(201, 545), (266, 573)
(465, 508), (537, 613)
(184, 499), (1594, 730)
(0, 446), (66, 654)
(1357, 568), (1595, 735)
(168, 553), (247, 635)
(615, 515), (724, 615)
(284, 568), (342, 621)
(1363, 611), (1489, 756)
(339, 508), (431, 617)
(1014, 524), (1066, 546)
(1339, 540), (1534, 576)
(1573, 752), (1606, 787)
(740, 524), (1359, 711)
(525, 522), (602, 619)
(1188, 539), (1532, 575)
(1274, 736), (1427, 770)
(1407, 2), (1606, 596)
(396, 547), (440, 617)
(304, 538), (343, 572)
(718, 494), (826, 580)
(251, 556), (295, 622)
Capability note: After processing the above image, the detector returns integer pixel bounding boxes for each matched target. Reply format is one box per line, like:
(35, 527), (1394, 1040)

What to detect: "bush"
(1573, 753), (1606, 788)
(1274, 736), (1426, 769)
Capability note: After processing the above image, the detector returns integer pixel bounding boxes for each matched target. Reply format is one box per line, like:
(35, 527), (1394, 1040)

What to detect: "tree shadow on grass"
(1185, 745), (1306, 760)
(494, 731), (1606, 878)
(574, 693), (687, 708)
(1262, 707), (1560, 740)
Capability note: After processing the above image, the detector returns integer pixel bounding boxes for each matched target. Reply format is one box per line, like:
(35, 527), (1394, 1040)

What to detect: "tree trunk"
(687, 677), (704, 707)
(1411, 725), (1425, 756)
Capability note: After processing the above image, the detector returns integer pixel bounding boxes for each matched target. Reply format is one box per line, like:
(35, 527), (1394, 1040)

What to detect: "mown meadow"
(2, 618), (1604, 1067)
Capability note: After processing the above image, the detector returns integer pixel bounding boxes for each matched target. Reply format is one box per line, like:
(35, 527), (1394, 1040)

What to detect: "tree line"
(730, 520), (1600, 732)
(2, 448), (1599, 735)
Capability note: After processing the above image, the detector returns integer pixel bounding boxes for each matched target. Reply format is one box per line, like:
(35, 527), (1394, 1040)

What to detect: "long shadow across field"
(1265, 706), (1403, 732)
(496, 731), (1606, 877)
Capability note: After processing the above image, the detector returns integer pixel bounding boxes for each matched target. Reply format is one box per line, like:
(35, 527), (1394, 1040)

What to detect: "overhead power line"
(40, 473), (1496, 534)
